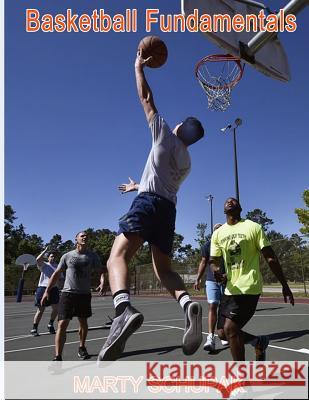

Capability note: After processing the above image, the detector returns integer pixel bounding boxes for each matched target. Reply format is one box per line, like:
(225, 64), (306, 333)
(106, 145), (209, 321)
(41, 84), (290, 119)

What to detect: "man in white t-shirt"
(31, 246), (61, 336)
(98, 49), (205, 362)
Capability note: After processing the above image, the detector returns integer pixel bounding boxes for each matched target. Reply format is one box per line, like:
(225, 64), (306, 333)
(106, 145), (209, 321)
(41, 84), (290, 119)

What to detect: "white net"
(196, 55), (243, 112)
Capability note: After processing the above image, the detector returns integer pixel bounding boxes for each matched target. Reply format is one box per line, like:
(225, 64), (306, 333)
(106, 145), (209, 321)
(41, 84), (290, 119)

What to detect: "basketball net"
(195, 54), (244, 112)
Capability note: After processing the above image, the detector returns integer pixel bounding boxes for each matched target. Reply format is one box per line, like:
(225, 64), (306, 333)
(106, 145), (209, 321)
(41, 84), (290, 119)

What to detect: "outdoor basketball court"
(5, 296), (309, 362)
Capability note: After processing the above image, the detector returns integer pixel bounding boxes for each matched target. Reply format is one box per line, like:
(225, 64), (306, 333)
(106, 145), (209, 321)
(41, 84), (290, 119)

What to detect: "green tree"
(246, 208), (273, 231)
(4, 205), (27, 264)
(47, 234), (74, 259)
(295, 189), (309, 235)
(172, 233), (194, 263)
(194, 223), (208, 248)
(84, 228), (116, 265)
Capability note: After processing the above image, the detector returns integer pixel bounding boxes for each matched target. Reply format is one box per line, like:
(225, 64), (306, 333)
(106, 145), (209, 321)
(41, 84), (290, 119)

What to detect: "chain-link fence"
(5, 237), (309, 297)
(129, 236), (309, 296)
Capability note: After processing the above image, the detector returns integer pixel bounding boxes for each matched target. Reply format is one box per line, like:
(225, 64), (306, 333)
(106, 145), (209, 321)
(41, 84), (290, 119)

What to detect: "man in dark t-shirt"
(194, 223), (228, 351)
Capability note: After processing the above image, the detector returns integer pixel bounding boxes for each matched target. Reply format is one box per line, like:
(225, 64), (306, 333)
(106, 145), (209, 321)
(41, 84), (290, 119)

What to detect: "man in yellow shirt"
(210, 197), (294, 361)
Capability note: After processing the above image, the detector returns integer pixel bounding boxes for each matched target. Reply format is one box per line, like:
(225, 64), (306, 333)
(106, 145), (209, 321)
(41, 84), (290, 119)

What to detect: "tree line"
(4, 189), (308, 293)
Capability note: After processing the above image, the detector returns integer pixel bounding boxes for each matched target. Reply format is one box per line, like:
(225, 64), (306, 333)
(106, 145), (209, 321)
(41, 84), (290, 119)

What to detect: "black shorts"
(217, 294), (260, 330)
(35, 286), (59, 307)
(58, 292), (92, 320)
(118, 192), (176, 256)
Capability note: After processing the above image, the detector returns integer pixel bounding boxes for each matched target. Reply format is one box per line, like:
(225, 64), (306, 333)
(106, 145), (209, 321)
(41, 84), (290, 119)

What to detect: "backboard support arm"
(240, 0), (309, 62)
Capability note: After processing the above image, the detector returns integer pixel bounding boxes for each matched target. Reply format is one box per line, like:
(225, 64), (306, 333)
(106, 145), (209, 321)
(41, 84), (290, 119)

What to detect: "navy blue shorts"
(118, 192), (176, 256)
(35, 286), (59, 307)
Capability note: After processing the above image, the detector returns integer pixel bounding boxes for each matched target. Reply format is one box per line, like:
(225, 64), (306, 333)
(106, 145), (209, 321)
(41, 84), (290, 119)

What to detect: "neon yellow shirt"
(210, 219), (270, 295)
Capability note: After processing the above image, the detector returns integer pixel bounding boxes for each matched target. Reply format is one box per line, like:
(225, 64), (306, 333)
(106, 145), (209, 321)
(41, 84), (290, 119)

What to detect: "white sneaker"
(203, 334), (215, 351)
(221, 339), (229, 346)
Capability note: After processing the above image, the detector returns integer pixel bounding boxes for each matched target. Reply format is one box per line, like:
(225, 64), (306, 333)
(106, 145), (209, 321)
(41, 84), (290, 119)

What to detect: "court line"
(4, 300), (173, 318)
(4, 327), (173, 353)
(5, 313), (309, 341)
(5, 322), (309, 356)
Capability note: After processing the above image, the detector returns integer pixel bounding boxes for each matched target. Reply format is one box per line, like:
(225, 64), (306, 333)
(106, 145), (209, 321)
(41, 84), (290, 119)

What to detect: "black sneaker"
(53, 355), (62, 361)
(255, 335), (269, 361)
(47, 324), (56, 334)
(182, 302), (202, 355)
(97, 305), (144, 362)
(78, 346), (90, 360)
(30, 328), (40, 337)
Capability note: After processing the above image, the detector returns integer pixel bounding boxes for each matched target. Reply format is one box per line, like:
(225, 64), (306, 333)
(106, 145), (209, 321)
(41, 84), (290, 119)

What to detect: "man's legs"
(77, 318), (90, 359)
(78, 318), (88, 347)
(208, 303), (219, 335)
(203, 302), (218, 351)
(31, 306), (45, 336)
(47, 304), (58, 334)
(223, 318), (245, 360)
(219, 294), (269, 361)
(108, 233), (144, 294)
(151, 245), (202, 355)
(55, 319), (70, 360)
(97, 233), (145, 361)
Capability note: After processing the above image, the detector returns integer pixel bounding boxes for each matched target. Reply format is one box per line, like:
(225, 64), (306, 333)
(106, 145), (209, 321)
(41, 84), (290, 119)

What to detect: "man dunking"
(97, 48), (205, 361)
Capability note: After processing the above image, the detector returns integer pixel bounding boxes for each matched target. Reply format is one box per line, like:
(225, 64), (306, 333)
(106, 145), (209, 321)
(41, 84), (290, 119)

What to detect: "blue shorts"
(34, 286), (59, 307)
(118, 192), (176, 256)
(205, 280), (225, 304)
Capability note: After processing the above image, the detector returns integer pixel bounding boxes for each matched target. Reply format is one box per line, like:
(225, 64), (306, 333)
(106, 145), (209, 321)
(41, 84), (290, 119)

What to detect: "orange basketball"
(138, 36), (168, 68)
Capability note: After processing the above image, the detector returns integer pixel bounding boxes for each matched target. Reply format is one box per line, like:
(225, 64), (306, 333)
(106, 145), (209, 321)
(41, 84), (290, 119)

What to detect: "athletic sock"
(33, 323), (38, 330)
(178, 292), (192, 313)
(113, 290), (130, 317)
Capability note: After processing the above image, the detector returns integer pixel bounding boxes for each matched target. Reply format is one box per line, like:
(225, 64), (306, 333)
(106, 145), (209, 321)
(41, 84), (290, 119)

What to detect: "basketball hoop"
(195, 54), (244, 112)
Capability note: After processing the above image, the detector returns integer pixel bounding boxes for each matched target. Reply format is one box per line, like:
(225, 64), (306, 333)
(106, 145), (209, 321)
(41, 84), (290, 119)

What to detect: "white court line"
(4, 300), (173, 318)
(5, 313), (309, 341)
(6, 322), (309, 356)
(4, 327), (173, 354)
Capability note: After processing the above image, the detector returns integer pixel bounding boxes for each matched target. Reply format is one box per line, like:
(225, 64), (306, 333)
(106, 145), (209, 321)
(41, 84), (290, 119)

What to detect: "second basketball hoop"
(195, 54), (244, 112)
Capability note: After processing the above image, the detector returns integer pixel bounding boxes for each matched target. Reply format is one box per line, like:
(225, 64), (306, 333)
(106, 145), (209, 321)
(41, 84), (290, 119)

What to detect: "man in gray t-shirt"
(98, 47), (205, 362)
(42, 231), (106, 361)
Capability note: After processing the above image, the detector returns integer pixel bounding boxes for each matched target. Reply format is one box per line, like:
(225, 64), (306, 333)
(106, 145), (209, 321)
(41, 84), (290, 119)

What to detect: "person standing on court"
(31, 246), (61, 336)
(194, 223), (229, 351)
(210, 197), (294, 361)
(97, 48), (205, 361)
(41, 231), (106, 361)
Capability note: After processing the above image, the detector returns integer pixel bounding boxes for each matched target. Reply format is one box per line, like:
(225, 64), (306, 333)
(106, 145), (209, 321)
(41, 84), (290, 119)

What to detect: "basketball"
(138, 36), (168, 68)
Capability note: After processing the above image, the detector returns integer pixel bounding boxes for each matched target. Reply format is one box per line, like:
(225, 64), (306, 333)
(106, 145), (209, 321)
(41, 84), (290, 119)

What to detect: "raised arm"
(36, 246), (49, 269)
(261, 246), (294, 305)
(135, 50), (157, 124)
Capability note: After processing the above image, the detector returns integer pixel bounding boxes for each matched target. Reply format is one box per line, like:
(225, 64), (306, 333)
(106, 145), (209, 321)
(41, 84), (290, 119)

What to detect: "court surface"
(5, 296), (309, 361)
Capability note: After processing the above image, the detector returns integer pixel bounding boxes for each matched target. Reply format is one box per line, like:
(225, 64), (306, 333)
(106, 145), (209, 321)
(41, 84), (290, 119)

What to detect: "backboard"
(181, 0), (291, 82)
(16, 254), (37, 267)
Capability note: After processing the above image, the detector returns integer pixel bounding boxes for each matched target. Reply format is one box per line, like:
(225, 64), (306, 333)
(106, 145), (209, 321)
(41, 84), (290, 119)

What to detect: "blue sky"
(5, 0), (309, 247)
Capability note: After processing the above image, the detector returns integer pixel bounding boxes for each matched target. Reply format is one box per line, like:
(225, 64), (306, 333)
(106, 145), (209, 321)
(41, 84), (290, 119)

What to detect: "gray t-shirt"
(59, 249), (101, 294)
(138, 113), (191, 205)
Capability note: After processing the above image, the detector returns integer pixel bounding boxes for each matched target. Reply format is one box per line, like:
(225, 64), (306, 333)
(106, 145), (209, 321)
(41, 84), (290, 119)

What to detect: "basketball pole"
(243, 0), (309, 57)
(233, 127), (240, 203)
(206, 195), (214, 234)
(220, 119), (242, 203)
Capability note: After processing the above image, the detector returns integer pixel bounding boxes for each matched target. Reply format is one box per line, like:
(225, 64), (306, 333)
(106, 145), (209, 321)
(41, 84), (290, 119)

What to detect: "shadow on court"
(255, 307), (285, 312)
(269, 329), (309, 343)
(120, 345), (182, 358)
